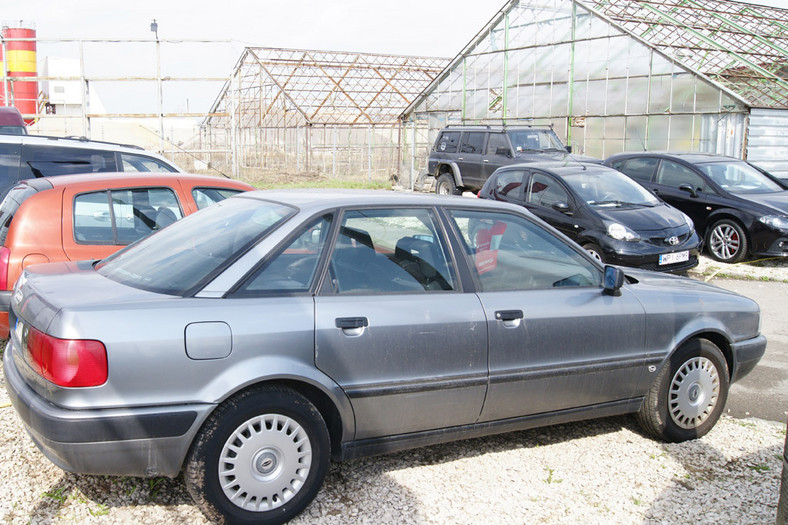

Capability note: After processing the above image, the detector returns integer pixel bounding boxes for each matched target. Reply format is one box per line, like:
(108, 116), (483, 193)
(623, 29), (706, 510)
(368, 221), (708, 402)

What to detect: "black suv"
(0, 134), (181, 202)
(427, 125), (598, 194)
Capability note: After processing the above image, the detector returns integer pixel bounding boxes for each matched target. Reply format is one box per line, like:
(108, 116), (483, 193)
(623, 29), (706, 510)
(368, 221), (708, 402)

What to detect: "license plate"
(659, 251), (689, 265)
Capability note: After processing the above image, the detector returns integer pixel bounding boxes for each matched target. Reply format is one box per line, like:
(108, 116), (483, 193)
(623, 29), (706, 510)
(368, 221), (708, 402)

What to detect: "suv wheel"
(436, 173), (461, 195)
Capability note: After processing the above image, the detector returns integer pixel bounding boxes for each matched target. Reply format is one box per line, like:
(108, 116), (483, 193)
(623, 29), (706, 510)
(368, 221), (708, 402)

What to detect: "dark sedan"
(478, 161), (701, 273)
(604, 152), (788, 263)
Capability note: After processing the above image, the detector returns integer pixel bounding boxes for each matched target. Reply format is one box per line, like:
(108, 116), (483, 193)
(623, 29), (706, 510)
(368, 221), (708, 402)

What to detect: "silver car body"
(4, 190), (765, 479)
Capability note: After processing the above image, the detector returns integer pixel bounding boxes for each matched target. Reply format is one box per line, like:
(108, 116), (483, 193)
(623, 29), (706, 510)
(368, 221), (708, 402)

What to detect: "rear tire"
(185, 385), (330, 525)
(637, 339), (729, 442)
(436, 173), (461, 195)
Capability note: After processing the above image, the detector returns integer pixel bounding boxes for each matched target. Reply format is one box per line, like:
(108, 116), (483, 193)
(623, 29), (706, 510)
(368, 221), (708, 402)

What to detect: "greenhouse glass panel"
(650, 52), (676, 76)
(647, 115), (670, 150)
(515, 84), (536, 116)
(488, 15), (507, 52)
(649, 74), (673, 114)
(672, 73), (697, 113)
(572, 80), (589, 115)
(627, 76), (650, 114)
(550, 83), (569, 117)
(606, 77), (628, 114)
(534, 48), (559, 84)
(626, 42), (652, 77)
(532, 84), (555, 118)
(605, 117), (626, 140)
(667, 115), (698, 150)
(625, 116), (648, 150)
(606, 37), (633, 77)
(551, 43), (571, 83)
(584, 79), (608, 115)
(488, 53), (505, 90)
(695, 82), (726, 112)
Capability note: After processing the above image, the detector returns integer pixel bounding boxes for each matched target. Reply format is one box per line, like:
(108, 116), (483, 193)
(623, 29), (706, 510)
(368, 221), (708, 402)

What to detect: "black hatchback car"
(604, 152), (788, 263)
(478, 161), (700, 273)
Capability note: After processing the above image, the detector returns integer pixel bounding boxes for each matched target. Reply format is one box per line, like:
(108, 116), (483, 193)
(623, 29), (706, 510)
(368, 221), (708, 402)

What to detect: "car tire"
(184, 385), (330, 525)
(706, 219), (748, 263)
(436, 173), (461, 195)
(582, 243), (605, 264)
(637, 338), (729, 443)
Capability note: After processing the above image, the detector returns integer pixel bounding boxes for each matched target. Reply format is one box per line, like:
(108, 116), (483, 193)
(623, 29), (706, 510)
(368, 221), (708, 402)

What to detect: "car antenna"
(631, 128), (647, 151)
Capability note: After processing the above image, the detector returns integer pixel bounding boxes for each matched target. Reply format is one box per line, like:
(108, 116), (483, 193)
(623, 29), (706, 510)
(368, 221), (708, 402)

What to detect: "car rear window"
(20, 145), (117, 179)
(192, 187), (245, 209)
(0, 183), (42, 245)
(96, 197), (295, 295)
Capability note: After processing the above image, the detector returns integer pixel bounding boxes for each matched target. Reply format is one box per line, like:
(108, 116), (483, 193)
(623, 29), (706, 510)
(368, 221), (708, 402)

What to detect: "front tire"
(582, 243), (605, 264)
(637, 339), (729, 442)
(436, 173), (461, 195)
(706, 219), (748, 263)
(185, 385), (330, 525)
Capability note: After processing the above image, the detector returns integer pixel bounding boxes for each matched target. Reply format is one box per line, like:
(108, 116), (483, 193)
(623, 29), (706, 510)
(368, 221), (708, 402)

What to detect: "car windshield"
(96, 196), (295, 295)
(507, 129), (565, 153)
(563, 170), (661, 207)
(697, 161), (784, 194)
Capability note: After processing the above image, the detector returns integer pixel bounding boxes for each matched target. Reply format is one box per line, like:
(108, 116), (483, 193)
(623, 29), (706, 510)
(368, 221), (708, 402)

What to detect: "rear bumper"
(3, 341), (212, 478)
(730, 334), (767, 383)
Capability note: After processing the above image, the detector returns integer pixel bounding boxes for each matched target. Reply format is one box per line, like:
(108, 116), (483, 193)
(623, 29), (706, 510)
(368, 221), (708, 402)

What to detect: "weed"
(148, 478), (166, 500)
(43, 488), (68, 502)
(748, 464), (770, 472)
(89, 503), (110, 517)
(544, 467), (563, 484)
(631, 497), (642, 506)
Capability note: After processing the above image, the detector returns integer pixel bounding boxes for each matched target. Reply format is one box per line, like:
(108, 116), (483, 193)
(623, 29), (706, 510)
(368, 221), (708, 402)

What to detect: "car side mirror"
(552, 201), (572, 215)
(565, 145), (572, 154)
(678, 183), (698, 198)
(603, 265), (624, 296)
(496, 147), (512, 158)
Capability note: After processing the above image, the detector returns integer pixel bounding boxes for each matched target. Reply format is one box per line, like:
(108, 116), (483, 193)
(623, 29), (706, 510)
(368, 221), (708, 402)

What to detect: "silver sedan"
(3, 190), (765, 524)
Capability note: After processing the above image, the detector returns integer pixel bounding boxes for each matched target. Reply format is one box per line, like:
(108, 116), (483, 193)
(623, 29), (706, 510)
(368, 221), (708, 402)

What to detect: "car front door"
(456, 132), (486, 190)
(481, 132), (513, 180)
(446, 209), (646, 421)
(651, 159), (722, 233)
(522, 170), (578, 241)
(314, 207), (488, 440)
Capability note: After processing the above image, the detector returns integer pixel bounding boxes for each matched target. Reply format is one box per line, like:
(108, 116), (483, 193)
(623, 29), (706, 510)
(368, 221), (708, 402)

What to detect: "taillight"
(0, 246), (9, 290)
(25, 326), (107, 387)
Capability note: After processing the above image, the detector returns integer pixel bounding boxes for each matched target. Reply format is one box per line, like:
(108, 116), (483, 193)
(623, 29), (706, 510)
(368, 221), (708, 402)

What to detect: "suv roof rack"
(20, 134), (146, 150)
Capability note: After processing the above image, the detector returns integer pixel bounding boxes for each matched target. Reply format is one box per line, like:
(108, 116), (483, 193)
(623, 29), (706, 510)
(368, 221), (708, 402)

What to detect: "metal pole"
(410, 120), (416, 191)
(1, 37), (8, 106)
(367, 125), (372, 183)
(156, 36), (164, 154)
(79, 40), (90, 137)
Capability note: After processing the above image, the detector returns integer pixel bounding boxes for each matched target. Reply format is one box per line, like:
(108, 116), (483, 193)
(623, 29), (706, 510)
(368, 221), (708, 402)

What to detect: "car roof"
(236, 188), (526, 214)
(441, 125), (554, 132)
(19, 172), (254, 191)
(497, 160), (616, 177)
(0, 133), (158, 153)
(607, 151), (741, 165)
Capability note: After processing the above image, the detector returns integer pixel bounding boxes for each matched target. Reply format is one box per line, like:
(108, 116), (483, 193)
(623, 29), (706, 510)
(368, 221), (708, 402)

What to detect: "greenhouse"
(401, 0), (788, 186)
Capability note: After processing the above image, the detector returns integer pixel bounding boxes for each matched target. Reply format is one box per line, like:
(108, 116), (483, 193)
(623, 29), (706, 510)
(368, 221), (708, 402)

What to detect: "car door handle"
(335, 317), (369, 329)
(495, 310), (523, 321)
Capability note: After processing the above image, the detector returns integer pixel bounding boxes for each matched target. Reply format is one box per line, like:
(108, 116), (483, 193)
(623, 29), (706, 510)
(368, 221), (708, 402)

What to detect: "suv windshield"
(697, 161), (784, 194)
(96, 197), (295, 295)
(564, 171), (660, 207)
(507, 129), (565, 153)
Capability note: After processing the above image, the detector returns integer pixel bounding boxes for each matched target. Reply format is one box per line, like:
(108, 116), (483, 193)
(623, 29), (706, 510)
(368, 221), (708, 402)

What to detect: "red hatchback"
(0, 172), (253, 335)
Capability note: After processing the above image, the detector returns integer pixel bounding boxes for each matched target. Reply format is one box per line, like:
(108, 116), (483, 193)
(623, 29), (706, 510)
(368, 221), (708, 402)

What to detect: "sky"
(3, 0), (788, 117)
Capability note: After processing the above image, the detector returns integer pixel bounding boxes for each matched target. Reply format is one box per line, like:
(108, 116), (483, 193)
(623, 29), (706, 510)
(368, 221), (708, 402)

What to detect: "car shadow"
(640, 425), (784, 524)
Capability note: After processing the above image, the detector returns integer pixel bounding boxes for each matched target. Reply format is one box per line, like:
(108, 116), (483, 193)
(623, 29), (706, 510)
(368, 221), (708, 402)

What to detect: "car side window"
(120, 153), (178, 173)
(656, 160), (710, 192)
(0, 143), (21, 196)
(494, 170), (526, 201)
(460, 132), (485, 154)
(527, 172), (568, 207)
(448, 209), (601, 291)
(327, 208), (456, 294)
(74, 187), (183, 245)
(192, 187), (244, 209)
(435, 131), (460, 153)
(233, 215), (332, 296)
(618, 157), (659, 182)
(486, 133), (510, 155)
(20, 146), (116, 179)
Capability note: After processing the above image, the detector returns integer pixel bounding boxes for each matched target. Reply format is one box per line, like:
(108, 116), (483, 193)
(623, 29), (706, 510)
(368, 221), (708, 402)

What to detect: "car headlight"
(758, 215), (788, 231)
(682, 212), (695, 232)
(606, 222), (641, 242)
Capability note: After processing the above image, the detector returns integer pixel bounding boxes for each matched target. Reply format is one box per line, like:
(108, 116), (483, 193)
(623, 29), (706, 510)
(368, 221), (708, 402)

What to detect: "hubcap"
(219, 414), (312, 512)
(438, 183), (450, 195)
(586, 248), (603, 262)
(709, 224), (740, 261)
(669, 357), (720, 429)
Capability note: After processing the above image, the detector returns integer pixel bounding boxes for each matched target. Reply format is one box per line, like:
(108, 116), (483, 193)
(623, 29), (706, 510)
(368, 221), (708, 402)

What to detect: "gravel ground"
(0, 256), (786, 524)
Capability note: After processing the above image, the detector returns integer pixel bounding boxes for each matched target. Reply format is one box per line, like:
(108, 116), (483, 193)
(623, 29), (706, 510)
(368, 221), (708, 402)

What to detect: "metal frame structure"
(400, 0), (788, 185)
(201, 48), (449, 182)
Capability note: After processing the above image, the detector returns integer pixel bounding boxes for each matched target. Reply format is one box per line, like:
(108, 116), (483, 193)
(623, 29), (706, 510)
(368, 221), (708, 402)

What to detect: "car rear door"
(445, 208), (646, 421)
(314, 207), (488, 440)
(456, 132), (486, 189)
